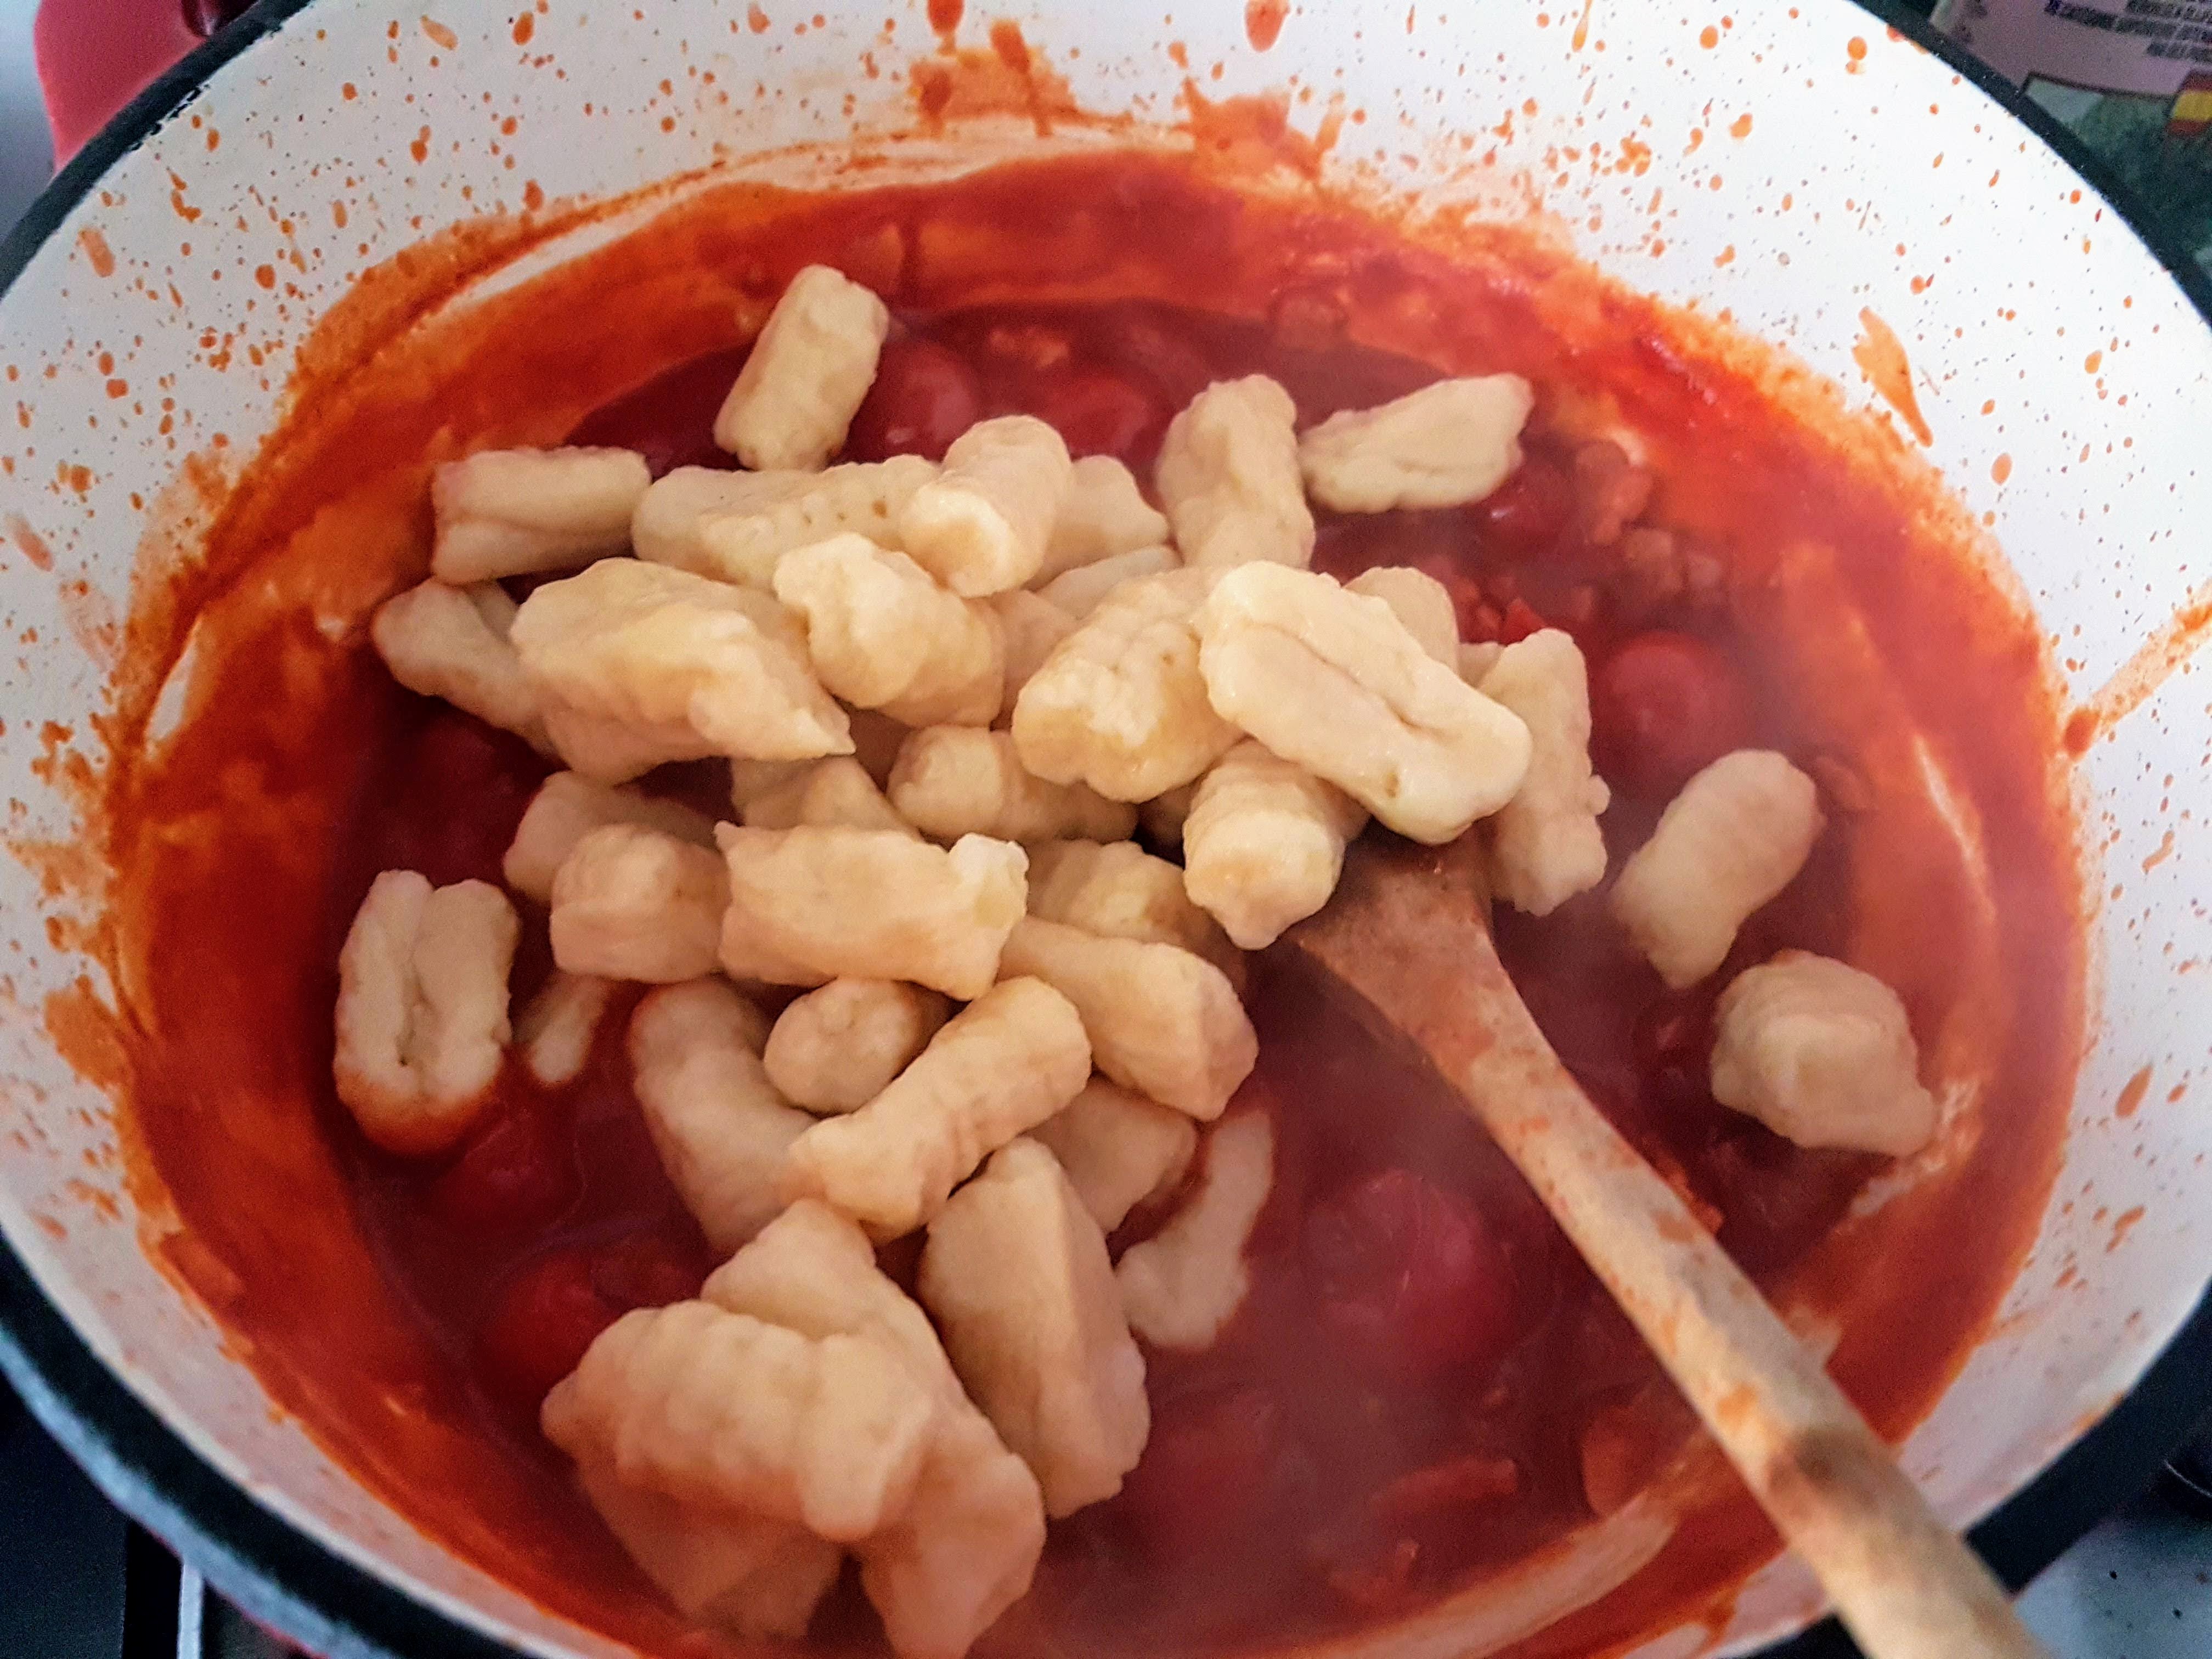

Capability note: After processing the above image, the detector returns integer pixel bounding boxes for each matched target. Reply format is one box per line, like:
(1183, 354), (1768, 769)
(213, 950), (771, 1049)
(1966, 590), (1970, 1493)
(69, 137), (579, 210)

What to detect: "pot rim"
(0, 2), (2206, 1656)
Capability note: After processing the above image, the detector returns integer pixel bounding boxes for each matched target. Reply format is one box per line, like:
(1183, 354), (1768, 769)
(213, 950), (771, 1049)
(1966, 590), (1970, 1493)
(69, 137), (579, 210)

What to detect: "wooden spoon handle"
(1458, 962), (2046, 1659)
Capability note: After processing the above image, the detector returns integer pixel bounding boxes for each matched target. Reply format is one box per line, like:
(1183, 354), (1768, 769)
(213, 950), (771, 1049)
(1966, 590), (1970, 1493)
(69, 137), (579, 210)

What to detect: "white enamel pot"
(0, 2), (2207, 1657)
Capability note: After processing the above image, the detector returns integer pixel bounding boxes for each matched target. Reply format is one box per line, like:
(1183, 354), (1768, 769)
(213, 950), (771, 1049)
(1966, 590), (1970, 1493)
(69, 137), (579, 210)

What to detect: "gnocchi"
(1345, 566), (1460, 668)
(515, 969), (616, 1088)
(918, 1138), (1150, 1516)
(1181, 740), (1368, 950)
(1011, 568), (1242, 803)
(511, 558), (851, 768)
(372, 579), (551, 754)
(1610, 750), (1824, 989)
(1029, 1079), (1199, 1234)
(889, 727), (1138, 845)
(899, 415), (1074, 596)
(1709, 951), (1939, 1158)
(1297, 375), (1534, 512)
(628, 980), (809, 1253)
(714, 264), (891, 471)
(333, 872), (517, 1156)
(716, 826), (1028, 1000)
(1024, 838), (1238, 980)
(1036, 454), (1170, 583)
(772, 534), (1005, 728)
(549, 825), (729, 984)
(541, 1299), (936, 1541)
(763, 980), (952, 1116)
(430, 445), (651, 584)
(781, 978), (1092, 1238)
(1115, 1110), (1276, 1351)
(1154, 375), (1314, 570)
(503, 770), (717, 906)
(741, 755), (914, 835)
(997, 918), (1256, 1122)
(634, 457), (940, 589)
(1197, 563), (1532, 843)
(1032, 543), (1180, 621)
(1477, 629), (1610, 917)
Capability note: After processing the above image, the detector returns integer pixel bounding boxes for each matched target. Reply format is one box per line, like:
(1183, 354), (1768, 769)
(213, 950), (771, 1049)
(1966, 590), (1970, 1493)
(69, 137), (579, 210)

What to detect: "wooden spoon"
(1277, 832), (2047, 1659)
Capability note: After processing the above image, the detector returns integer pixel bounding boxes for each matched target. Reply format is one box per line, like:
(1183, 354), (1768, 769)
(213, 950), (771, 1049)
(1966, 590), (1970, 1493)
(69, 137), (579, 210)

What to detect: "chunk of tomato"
(845, 338), (982, 462)
(1590, 629), (1755, 800)
(475, 1250), (619, 1407)
(1028, 368), (1167, 467)
(1304, 1169), (1520, 1382)
(428, 1105), (579, 1239)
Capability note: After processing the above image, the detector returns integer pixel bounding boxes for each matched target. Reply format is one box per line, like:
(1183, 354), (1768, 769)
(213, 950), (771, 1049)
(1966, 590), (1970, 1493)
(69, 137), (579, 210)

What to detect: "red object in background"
(34, 0), (247, 166)
(1590, 629), (1756, 799)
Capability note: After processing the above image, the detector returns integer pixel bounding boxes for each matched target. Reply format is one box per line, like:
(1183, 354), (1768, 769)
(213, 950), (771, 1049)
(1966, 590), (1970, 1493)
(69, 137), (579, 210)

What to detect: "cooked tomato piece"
(1028, 368), (1167, 467)
(845, 337), (982, 462)
(475, 1250), (621, 1406)
(1591, 629), (1756, 799)
(1304, 1169), (1521, 1382)
(429, 1106), (579, 1239)
(1474, 458), (1574, 560)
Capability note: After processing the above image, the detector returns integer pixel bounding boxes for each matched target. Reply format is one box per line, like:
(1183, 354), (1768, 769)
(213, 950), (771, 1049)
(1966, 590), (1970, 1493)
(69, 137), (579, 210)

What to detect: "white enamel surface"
(0, 3), (2204, 1657)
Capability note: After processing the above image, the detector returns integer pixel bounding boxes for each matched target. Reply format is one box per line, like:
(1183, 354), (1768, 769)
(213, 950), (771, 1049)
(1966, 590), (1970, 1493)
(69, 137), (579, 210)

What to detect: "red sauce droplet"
(988, 19), (1029, 74)
(2114, 1065), (2152, 1119)
(1852, 308), (1934, 447)
(2062, 706), (2098, 755)
(1991, 453), (2012, 484)
(77, 228), (115, 277)
(927, 0), (962, 41)
(1700, 24), (1720, 48)
(513, 13), (534, 44)
(1246, 0), (1289, 50)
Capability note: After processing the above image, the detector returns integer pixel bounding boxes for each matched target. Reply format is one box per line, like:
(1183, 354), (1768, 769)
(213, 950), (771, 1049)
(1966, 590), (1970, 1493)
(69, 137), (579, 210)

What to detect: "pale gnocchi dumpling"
(503, 771), (718, 906)
(1296, 375), (1534, 512)
(781, 978), (1092, 1238)
(515, 969), (616, 1088)
(763, 979), (952, 1116)
(537, 699), (726, 787)
(1709, 951), (1939, 1157)
(549, 825), (729, 984)
(541, 1299), (936, 1542)
(1477, 629), (1610, 917)
(1155, 375), (1314, 570)
(716, 826), (1028, 1000)
(1037, 454), (1171, 583)
(899, 415), (1074, 596)
(919, 1137), (1150, 1517)
(1609, 750), (1824, 989)
(1030, 1079), (1200, 1234)
(997, 918), (1256, 1122)
(431, 445), (651, 584)
(1196, 563), (1532, 844)
(1182, 739), (1368, 950)
(987, 589), (1076, 716)
(1033, 543), (1180, 621)
(1345, 565), (1459, 668)
(372, 579), (551, 754)
(1011, 568), (1242, 804)
(772, 534), (1005, 729)
(1024, 838), (1238, 981)
(569, 1455), (843, 1643)
(705, 1203), (1046, 1659)
(1115, 1110), (1275, 1351)
(741, 755), (914, 836)
(334, 871), (517, 1155)
(511, 558), (851, 772)
(889, 727), (1137, 845)
(628, 980), (809, 1253)
(634, 458), (939, 589)
(714, 264), (891, 472)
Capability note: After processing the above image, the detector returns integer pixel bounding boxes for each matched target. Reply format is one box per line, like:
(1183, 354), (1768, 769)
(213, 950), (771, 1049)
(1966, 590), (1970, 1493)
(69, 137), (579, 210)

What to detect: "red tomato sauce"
(88, 152), (2084, 1657)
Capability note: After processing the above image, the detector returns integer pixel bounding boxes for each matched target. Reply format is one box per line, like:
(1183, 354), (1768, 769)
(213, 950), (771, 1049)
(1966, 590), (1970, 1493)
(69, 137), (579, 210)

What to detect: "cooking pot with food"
(0, 3), (2207, 1657)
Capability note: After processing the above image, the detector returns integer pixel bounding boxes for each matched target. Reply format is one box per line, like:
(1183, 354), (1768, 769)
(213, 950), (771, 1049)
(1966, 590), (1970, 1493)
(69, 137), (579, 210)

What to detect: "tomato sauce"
(91, 152), (2084, 1657)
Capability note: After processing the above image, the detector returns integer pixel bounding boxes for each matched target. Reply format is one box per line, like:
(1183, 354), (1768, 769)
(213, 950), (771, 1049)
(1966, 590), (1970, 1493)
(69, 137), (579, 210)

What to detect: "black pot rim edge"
(0, 3), (2208, 1658)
